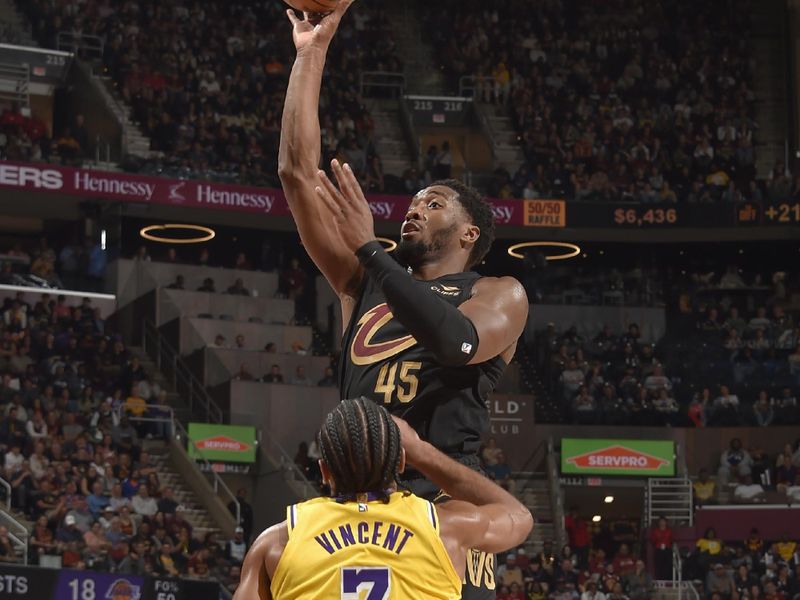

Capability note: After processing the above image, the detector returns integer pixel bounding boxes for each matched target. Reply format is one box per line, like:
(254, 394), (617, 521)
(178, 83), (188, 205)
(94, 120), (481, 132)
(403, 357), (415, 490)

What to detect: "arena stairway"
(751, 0), (788, 178)
(516, 475), (557, 553)
(143, 438), (223, 540)
(365, 99), (414, 177)
(475, 102), (526, 175)
(127, 346), (232, 539)
(385, 2), (447, 96)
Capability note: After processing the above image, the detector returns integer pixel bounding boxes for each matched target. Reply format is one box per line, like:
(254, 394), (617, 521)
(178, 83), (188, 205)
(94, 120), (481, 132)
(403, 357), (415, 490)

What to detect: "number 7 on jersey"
(341, 567), (391, 600)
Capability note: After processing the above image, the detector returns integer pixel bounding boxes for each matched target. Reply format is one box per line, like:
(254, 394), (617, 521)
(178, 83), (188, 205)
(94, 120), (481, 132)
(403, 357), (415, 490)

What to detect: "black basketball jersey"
(340, 271), (507, 456)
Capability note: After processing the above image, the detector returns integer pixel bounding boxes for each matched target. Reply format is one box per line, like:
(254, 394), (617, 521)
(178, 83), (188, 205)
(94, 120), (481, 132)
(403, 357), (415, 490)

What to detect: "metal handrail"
(56, 31), (104, 61)
(0, 477), (10, 511)
(260, 433), (318, 501)
(0, 509), (28, 565)
(142, 319), (223, 424)
(359, 71), (406, 98)
(458, 75), (498, 98)
(673, 543), (682, 599)
(172, 418), (241, 528)
(113, 404), (175, 424)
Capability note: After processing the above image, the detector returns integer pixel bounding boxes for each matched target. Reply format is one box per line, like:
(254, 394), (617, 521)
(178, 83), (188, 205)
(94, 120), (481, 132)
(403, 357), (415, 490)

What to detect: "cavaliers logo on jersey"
(350, 303), (418, 366)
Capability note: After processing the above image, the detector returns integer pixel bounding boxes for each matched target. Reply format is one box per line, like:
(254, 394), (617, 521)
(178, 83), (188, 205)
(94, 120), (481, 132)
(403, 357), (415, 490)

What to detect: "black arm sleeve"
(356, 241), (478, 367)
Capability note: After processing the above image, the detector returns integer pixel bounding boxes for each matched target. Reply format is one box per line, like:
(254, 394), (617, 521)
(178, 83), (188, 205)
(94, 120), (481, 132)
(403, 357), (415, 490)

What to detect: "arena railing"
(0, 481), (29, 565)
(458, 75), (498, 99)
(142, 319), (223, 424)
(359, 71), (406, 98)
(140, 320), (318, 505)
(113, 404), (241, 528)
(56, 31), (103, 62)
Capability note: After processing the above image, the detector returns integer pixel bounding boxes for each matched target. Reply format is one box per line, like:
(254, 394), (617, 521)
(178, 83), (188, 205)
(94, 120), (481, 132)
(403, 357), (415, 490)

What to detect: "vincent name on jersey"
(313, 520), (415, 556)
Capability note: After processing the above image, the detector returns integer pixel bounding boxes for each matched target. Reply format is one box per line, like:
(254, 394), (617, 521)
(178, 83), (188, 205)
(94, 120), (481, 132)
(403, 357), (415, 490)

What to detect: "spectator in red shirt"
(649, 517), (674, 580)
(612, 544), (636, 577)
(565, 507), (592, 568)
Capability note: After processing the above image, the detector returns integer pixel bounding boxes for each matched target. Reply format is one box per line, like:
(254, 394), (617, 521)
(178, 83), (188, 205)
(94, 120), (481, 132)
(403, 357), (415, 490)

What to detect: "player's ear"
(397, 448), (406, 474)
(461, 224), (480, 248)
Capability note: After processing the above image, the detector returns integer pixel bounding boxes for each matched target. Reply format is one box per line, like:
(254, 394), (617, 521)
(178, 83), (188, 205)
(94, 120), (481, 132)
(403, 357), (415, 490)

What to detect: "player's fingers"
(286, 9), (301, 25)
(331, 159), (357, 205)
(316, 170), (346, 215)
(315, 184), (342, 219)
(342, 163), (368, 204)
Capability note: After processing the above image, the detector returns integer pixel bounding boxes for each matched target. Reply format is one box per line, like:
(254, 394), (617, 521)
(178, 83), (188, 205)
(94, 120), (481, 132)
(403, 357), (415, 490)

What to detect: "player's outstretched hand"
(391, 415), (426, 468)
(286, 0), (355, 53)
(316, 159), (376, 253)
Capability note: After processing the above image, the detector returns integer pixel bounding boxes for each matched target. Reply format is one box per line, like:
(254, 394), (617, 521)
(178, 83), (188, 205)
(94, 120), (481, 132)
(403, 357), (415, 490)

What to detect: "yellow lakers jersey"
(271, 491), (462, 599)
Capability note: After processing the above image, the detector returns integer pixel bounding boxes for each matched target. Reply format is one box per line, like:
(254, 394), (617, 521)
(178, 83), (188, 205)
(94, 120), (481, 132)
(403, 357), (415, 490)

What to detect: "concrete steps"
(750, 0), (788, 178)
(515, 476), (557, 552)
(367, 99), (413, 176)
(477, 102), (525, 174)
(384, 2), (446, 95)
(144, 440), (222, 540)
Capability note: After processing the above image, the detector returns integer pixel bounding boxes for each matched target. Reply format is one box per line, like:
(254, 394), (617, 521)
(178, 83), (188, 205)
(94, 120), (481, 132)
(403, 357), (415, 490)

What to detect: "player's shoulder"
(473, 275), (528, 304)
(253, 520), (289, 576)
(434, 499), (489, 541)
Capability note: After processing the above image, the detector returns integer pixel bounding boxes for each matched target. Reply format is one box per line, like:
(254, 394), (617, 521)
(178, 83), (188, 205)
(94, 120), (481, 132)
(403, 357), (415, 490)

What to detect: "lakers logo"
(350, 304), (417, 366)
(105, 579), (141, 600)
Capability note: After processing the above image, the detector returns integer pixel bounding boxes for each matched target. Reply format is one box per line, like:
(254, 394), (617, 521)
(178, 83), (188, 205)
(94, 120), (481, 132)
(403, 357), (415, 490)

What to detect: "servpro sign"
(561, 438), (675, 476)
(188, 423), (256, 464)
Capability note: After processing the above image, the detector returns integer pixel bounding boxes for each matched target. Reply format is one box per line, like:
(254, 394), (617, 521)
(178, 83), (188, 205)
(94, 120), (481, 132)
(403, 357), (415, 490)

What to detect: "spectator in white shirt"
(733, 475), (765, 503)
(785, 474), (800, 504)
(582, 581), (607, 600)
(747, 307), (771, 331)
(644, 365), (671, 392)
(3, 444), (23, 477)
(131, 485), (158, 517)
(25, 411), (48, 441)
(560, 360), (585, 401)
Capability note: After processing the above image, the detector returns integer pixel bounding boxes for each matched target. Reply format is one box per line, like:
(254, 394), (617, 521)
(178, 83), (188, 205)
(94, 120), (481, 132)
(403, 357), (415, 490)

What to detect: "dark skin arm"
(316, 163), (529, 365)
(232, 522), (288, 600)
(278, 3), (363, 302)
(393, 417), (533, 579)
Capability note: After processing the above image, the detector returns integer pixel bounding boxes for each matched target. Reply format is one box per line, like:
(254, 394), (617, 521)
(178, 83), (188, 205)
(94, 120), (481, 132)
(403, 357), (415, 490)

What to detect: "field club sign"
(561, 438), (675, 476)
(188, 423), (257, 464)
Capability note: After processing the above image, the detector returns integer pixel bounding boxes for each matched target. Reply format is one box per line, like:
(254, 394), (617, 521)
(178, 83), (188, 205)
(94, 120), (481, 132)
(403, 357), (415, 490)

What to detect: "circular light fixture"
(376, 237), (398, 252)
(592, 515), (602, 523)
(604, 496), (614, 504)
(507, 241), (581, 261)
(140, 224), (216, 244)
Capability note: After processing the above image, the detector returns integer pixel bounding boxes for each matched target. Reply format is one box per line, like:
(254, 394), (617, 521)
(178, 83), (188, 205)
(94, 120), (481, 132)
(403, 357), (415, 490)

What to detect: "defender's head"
(317, 397), (404, 498)
(398, 180), (495, 271)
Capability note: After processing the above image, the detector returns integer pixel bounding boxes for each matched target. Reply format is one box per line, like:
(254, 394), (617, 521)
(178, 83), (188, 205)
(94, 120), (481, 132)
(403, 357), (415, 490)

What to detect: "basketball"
(285, 0), (339, 14)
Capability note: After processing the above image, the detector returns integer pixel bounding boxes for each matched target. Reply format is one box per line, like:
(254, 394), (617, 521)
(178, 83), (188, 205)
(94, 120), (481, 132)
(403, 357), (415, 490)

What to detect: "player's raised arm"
(278, 2), (363, 297)
(393, 417), (533, 554)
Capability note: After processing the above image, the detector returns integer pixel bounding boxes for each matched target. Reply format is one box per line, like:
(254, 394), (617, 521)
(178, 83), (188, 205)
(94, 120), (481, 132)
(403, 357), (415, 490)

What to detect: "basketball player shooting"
(278, 3), (529, 597)
(233, 398), (533, 600)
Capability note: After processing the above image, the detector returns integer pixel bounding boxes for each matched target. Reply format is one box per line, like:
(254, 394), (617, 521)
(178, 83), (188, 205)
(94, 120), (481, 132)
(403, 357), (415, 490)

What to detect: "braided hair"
(317, 397), (402, 500)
